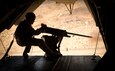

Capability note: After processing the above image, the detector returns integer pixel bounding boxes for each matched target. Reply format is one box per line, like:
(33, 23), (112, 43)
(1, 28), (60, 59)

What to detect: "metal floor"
(0, 55), (101, 71)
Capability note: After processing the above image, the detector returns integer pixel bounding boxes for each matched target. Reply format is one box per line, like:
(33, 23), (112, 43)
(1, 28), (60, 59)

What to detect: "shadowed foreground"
(0, 55), (101, 71)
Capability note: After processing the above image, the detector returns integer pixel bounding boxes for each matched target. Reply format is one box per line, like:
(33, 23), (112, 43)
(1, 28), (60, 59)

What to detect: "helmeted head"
(25, 12), (36, 24)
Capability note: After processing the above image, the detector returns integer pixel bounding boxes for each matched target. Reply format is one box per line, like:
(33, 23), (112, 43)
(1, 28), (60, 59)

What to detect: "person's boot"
(23, 46), (31, 59)
(23, 52), (28, 59)
(44, 52), (62, 60)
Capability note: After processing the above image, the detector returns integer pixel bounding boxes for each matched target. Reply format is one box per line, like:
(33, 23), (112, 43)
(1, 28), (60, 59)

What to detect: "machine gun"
(40, 24), (92, 58)
(41, 24), (92, 38)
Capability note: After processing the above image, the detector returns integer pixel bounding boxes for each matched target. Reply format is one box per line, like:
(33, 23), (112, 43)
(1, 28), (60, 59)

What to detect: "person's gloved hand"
(41, 23), (47, 28)
(40, 23), (47, 32)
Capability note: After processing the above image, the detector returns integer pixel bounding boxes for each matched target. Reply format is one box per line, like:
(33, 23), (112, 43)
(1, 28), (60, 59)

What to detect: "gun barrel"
(67, 32), (92, 38)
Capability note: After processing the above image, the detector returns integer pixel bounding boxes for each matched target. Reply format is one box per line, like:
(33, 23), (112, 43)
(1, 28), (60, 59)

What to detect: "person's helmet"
(25, 12), (36, 20)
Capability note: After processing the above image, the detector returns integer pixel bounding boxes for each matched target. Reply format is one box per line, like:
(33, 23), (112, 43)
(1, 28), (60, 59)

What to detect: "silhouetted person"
(14, 12), (61, 59)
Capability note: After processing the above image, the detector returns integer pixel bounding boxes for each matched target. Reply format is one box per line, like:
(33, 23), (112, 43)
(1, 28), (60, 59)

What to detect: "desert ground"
(0, 0), (106, 59)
